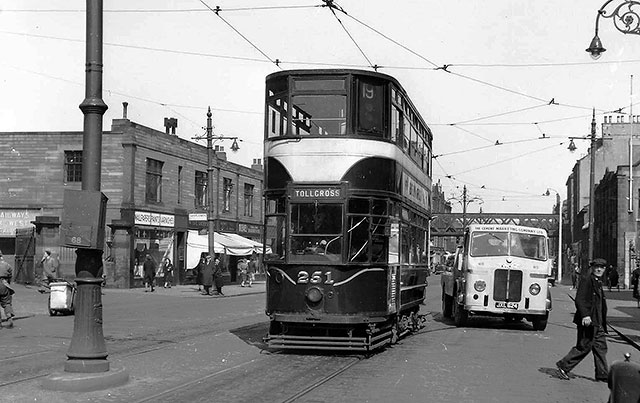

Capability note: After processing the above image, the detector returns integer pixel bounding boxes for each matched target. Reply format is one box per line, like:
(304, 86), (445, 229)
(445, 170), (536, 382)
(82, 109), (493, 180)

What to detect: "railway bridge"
(431, 213), (559, 238)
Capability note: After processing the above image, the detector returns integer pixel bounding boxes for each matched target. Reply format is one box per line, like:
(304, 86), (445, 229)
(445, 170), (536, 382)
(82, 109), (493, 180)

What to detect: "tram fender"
(608, 353), (640, 403)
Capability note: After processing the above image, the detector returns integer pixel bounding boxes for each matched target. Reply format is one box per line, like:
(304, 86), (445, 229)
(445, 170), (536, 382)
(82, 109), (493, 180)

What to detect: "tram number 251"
(297, 271), (334, 285)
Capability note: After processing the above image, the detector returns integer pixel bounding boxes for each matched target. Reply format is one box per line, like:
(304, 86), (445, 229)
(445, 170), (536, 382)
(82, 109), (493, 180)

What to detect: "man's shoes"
(556, 365), (570, 380)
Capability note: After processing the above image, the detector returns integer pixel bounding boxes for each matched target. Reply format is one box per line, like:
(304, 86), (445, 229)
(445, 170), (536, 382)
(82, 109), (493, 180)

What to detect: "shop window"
(64, 150), (82, 183)
(223, 178), (233, 212)
(195, 170), (207, 209)
(244, 183), (254, 217)
(133, 228), (174, 279)
(146, 158), (163, 203)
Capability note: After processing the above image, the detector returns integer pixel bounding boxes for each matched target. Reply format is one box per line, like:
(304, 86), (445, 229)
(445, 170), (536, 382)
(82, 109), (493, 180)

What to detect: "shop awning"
(186, 230), (271, 269)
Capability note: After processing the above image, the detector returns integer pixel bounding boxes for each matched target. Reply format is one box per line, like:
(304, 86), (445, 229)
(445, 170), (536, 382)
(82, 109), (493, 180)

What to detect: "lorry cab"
(441, 224), (552, 330)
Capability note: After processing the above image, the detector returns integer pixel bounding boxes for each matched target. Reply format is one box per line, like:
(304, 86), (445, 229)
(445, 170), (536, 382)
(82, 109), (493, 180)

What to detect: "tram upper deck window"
(290, 203), (343, 262)
(291, 95), (346, 135)
(267, 77), (289, 138)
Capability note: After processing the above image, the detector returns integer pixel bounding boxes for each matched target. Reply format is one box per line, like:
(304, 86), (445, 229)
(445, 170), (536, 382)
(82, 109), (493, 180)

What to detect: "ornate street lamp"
(192, 108), (241, 260)
(587, 0), (640, 59)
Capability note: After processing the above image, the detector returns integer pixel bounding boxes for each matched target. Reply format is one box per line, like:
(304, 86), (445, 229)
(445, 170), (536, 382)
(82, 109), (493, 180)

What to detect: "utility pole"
(462, 185), (468, 229)
(206, 107), (216, 259)
(588, 108), (596, 263)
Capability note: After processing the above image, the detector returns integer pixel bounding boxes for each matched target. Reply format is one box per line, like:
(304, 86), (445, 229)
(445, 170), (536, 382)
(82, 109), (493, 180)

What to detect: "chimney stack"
(164, 117), (178, 135)
(214, 145), (227, 161)
(122, 102), (128, 119)
(251, 158), (263, 171)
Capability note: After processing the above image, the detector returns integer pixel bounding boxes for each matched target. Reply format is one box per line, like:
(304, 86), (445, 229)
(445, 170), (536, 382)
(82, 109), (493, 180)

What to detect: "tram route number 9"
(297, 271), (334, 285)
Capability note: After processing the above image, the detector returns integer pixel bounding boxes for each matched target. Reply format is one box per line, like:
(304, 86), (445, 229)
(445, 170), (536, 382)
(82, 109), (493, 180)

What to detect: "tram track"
(0, 319), (258, 390)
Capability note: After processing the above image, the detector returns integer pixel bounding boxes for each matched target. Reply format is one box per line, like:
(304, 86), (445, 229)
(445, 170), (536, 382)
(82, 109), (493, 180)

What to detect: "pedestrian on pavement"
(143, 254), (156, 292)
(238, 258), (250, 287)
(213, 257), (224, 296)
(201, 254), (214, 296)
(193, 253), (206, 292)
(248, 253), (259, 283)
(0, 250), (15, 329)
(570, 254), (580, 290)
(556, 258), (609, 382)
(607, 265), (619, 292)
(631, 266), (640, 304)
(38, 250), (59, 293)
(162, 258), (174, 288)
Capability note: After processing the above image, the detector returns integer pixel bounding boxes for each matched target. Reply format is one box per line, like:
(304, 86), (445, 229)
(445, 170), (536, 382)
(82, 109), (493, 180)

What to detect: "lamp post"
(193, 107), (240, 259)
(447, 185), (483, 230)
(586, 0), (640, 59)
(545, 188), (563, 284)
(568, 109), (598, 263)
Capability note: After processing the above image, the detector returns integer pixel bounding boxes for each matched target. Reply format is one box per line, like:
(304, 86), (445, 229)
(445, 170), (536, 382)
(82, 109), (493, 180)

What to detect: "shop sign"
(188, 213), (207, 221)
(0, 209), (38, 236)
(135, 211), (175, 228)
(238, 223), (261, 234)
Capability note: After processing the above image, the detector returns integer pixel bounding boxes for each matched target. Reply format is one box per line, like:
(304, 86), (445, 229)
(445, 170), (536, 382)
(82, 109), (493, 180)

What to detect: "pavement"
(3, 280), (266, 321)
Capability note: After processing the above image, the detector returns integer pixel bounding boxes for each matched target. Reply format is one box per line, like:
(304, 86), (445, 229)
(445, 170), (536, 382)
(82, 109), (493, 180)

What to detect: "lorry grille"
(493, 269), (522, 302)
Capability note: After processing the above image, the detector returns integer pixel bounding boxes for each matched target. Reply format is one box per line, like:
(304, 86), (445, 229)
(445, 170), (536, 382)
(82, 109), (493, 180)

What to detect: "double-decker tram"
(262, 69), (433, 351)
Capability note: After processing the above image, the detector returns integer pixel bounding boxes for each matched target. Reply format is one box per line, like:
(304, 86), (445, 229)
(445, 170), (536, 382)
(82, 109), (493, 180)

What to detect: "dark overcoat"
(573, 274), (607, 329)
(201, 260), (214, 287)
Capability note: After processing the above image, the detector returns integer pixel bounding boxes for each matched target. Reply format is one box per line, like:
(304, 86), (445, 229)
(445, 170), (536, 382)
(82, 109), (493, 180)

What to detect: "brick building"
(0, 112), (263, 288)
(565, 113), (640, 288)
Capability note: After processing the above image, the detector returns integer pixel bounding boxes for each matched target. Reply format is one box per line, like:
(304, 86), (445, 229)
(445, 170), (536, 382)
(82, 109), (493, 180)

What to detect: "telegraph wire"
(448, 126), (494, 144)
(2, 5), (319, 13)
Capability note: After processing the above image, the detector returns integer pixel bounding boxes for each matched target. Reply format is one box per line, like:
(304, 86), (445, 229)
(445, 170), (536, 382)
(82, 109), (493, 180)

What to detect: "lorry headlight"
(474, 280), (486, 292)
(529, 283), (541, 296)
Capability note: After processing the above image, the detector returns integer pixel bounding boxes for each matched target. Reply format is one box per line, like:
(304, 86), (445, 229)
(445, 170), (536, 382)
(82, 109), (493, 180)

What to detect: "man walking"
(0, 251), (15, 329)
(143, 254), (156, 292)
(556, 258), (609, 382)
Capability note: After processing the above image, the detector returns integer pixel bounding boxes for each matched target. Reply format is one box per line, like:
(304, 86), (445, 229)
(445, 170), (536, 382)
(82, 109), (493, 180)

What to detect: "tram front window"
(290, 203), (342, 262)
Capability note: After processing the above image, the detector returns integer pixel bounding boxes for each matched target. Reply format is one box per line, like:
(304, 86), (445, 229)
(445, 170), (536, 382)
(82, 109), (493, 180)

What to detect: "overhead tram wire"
(3, 5), (320, 13)
(450, 103), (549, 126)
(322, 0), (377, 70)
(199, 1), (282, 69)
(434, 137), (543, 159)
(450, 141), (565, 177)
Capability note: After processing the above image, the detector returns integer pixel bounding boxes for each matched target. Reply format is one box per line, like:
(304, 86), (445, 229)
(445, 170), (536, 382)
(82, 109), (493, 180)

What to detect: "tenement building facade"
(0, 113), (263, 288)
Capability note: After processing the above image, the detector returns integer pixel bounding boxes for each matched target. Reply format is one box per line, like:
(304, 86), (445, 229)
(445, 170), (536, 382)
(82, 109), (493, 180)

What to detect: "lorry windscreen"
(470, 231), (547, 260)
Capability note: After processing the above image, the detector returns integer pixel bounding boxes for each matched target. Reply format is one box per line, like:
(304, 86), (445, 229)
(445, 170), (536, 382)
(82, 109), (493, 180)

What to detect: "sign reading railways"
(290, 185), (344, 200)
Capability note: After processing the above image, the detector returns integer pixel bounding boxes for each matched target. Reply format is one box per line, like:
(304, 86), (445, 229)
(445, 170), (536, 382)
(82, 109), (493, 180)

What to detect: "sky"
(2, 0), (640, 214)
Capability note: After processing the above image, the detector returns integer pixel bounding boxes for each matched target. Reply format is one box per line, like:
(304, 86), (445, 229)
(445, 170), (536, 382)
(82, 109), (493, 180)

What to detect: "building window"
(64, 151), (83, 183)
(195, 171), (208, 209)
(177, 166), (183, 204)
(244, 183), (254, 217)
(223, 178), (233, 212)
(146, 158), (163, 203)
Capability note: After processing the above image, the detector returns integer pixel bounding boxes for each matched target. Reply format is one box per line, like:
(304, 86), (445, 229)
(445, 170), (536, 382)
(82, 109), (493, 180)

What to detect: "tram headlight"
(305, 287), (323, 304)
(473, 280), (486, 292)
(529, 283), (541, 296)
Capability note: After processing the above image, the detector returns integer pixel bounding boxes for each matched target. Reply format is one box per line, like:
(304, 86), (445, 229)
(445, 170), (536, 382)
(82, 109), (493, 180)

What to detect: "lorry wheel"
(453, 302), (468, 327)
(532, 314), (548, 331)
(442, 291), (453, 318)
